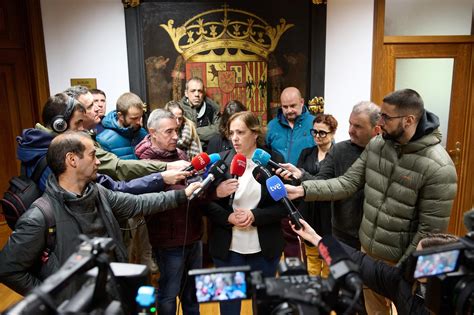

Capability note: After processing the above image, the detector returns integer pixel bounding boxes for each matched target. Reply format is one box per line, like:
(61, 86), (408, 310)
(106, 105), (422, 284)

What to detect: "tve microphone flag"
(189, 160), (228, 200)
(265, 175), (303, 230)
(228, 154), (246, 206)
(318, 235), (363, 293)
(182, 152), (211, 172)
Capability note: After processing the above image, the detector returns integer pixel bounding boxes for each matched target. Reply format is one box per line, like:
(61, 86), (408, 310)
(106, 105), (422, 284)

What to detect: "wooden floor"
(0, 222), (252, 314)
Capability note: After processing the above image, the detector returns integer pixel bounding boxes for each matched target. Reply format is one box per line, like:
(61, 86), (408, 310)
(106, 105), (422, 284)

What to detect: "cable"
(342, 287), (362, 315)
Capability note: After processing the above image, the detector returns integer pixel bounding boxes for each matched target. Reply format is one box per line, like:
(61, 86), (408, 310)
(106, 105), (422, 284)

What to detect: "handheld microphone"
(265, 175), (304, 230)
(189, 160), (228, 200)
(182, 152), (211, 172)
(318, 235), (363, 293)
(252, 165), (272, 185)
(228, 154), (246, 206)
(251, 148), (296, 180)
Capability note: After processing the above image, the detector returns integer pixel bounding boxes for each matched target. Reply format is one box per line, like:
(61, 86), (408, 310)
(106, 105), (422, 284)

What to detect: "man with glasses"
(284, 89), (457, 314)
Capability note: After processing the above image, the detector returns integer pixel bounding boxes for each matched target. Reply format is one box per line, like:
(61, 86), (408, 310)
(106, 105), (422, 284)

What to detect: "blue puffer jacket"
(265, 106), (314, 165)
(16, 125), (54, 192)
(96, 111), (148, 160)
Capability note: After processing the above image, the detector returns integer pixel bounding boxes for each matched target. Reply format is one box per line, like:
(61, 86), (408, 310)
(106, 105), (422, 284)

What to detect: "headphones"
(51, 96), (76, 133)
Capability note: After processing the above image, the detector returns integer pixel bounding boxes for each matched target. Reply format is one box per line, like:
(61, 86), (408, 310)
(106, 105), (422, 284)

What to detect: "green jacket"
(95, 142), (166, 181)
(302, 125), (457, 264)
(180, 96), (220, 142)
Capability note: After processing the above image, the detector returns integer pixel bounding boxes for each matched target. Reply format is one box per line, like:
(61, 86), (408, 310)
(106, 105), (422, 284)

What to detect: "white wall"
(325, 0), (374, 142)
(40, 0), (375, 136)
(41, 0), (129, 113)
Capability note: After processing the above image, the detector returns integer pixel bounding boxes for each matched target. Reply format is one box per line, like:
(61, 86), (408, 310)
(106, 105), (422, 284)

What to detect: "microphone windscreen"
(265, 175), (287, 202)
(230, 153), (246, 177)
(208, 153), (221, 165)
(318, 235), (349, 267)
(190, 153), (211, 171)
(252, 165), (272, 185)
(251, 148), (271, 166)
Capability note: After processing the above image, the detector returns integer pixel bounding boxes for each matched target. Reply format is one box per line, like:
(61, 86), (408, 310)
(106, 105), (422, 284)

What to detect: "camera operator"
(290, 218), (459, 315)
(0, 131), (201, 297)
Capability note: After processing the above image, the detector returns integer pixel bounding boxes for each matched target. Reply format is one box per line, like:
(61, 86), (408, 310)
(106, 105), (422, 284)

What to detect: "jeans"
(155, 241), (202, 315)
(213, 251), (280, 315)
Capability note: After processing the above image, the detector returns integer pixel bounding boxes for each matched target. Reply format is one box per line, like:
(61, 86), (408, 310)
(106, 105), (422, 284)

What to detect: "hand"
(166, 160), (190, 171)
(284, 184), (305, 200)
(161, 170), (191, 185)
(290, 219), (321, 246)
(275, 163), (302, 180)
(184, 182), (202, 198)
(228, 209), (254, 228)
(216, 179), (238, 198)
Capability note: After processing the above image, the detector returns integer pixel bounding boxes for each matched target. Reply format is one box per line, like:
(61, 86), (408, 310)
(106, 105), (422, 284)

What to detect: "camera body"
(413, 232), (474, 314)
(189, 257), (359, 315)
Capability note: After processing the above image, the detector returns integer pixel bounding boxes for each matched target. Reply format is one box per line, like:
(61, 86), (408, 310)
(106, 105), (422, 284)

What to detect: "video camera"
(412, 211), (474, 314)
(4, 236), (150, 314)
(189, 257), (362, 315)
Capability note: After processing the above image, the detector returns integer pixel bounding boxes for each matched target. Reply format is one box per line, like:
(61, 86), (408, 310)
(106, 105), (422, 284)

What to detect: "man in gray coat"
(285, 89), (457, 314)
(0, 131), (200, 296)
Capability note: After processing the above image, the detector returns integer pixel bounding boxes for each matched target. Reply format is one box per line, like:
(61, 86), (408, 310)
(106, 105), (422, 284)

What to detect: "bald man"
(266, 87), (315, 165)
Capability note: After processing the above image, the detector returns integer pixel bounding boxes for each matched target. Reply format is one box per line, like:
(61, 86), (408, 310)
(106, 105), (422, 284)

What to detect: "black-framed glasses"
(380, 113), (406, 122)
(310, 129), (329, 138)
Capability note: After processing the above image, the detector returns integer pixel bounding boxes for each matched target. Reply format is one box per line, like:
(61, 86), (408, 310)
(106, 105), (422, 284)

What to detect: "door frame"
(371, 0), (474, 235)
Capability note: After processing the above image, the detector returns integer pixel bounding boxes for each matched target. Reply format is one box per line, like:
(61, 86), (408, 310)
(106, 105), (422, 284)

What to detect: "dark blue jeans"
(213, 251), (280, 315)
(155, 241), (202, 315)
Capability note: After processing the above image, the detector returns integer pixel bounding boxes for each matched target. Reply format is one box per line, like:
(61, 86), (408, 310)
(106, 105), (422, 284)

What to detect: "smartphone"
(413, 249), (460, 279)
(189, 266), (251, 303)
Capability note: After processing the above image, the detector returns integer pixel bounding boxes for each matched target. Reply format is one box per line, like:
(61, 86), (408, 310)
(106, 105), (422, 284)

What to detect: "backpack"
(1, 157), (56, 257)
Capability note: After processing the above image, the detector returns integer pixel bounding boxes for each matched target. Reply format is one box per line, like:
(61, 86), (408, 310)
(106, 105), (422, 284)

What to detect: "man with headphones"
(64, 86), (190, 179)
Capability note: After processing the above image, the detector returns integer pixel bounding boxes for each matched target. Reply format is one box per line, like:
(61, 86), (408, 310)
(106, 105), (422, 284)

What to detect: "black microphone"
(252, 165), (272, 185)
(318, 235), (363, 293)
(265, 175), (304, 230)
(189, 160), (228, 200)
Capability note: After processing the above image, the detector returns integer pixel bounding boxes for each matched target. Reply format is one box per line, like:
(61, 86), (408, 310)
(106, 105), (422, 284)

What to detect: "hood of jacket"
(16, 125), (55, 164)
(397, 110), (442, 154)
(101, 110), (143, 139)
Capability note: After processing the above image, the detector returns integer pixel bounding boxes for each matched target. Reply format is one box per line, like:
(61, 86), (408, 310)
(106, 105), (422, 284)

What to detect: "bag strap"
(30, 156), (48, 183)
(33, 196), (56, 252)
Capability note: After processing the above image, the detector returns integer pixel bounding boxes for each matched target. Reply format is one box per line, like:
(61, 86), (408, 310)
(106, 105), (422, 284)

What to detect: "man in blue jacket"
(266, 87), (314, 165)
(97, 92), (148, 160)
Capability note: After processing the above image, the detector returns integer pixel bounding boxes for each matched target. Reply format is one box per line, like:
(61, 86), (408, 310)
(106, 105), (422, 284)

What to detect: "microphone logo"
(268, 182), (282, 192)
(318, 242), (332, 265)
(197, 155), (206, 166)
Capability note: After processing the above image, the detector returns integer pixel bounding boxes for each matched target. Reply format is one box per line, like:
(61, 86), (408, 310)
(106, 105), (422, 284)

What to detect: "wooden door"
(0, 0), (49, 222)
(372, 0), (474, 236)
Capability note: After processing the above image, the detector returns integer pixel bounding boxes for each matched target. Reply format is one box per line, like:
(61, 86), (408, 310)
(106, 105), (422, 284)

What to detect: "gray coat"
(0, 175), (186, 295)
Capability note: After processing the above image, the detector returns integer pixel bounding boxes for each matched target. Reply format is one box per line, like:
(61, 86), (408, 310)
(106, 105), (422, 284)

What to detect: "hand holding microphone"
(251, 148), (297, 180)
(228, 153), (246, 206)
(188, 160), (228, 200)
(265, 175), (304, 230)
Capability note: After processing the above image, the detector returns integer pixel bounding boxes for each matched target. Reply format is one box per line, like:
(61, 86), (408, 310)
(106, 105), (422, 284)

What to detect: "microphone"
(228, 154), (246, 206)
(265, 175), (304, 230)
(318, 235), (363, 293)
(251, 148), (296, 180)
(252, 165), (272, 185)
(182, 152), (211, 172)
(189, 160), (228, 200)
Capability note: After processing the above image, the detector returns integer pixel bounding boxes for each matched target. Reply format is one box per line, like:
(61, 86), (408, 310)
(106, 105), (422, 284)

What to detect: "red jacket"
(135, 135), (203, 248)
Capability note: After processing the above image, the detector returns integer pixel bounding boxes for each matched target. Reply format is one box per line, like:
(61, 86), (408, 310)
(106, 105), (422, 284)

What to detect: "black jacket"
(296, 146), (332, 237)
(341, 242), (429, 315)
(204, 148), (288, 260)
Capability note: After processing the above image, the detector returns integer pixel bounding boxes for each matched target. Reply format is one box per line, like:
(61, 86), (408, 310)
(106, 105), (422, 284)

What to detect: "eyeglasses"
(310, 129), (330, 138)
(380, 113), (406, 122)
